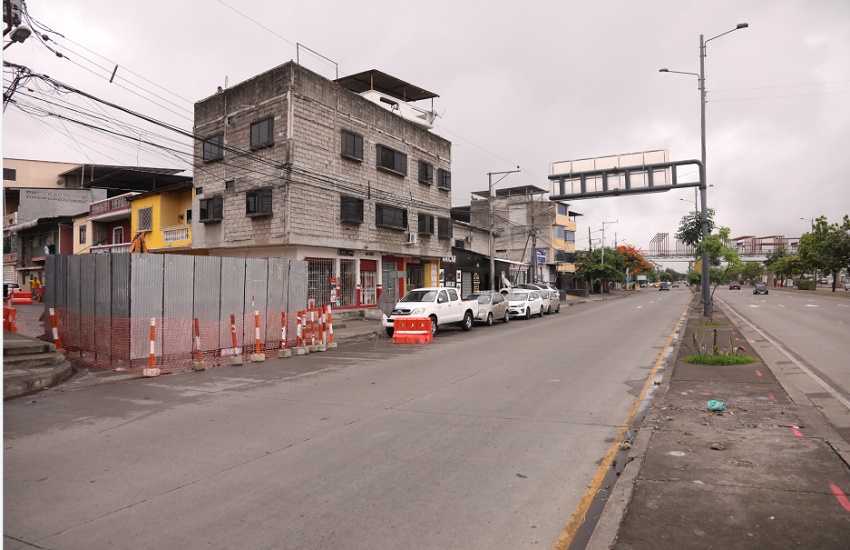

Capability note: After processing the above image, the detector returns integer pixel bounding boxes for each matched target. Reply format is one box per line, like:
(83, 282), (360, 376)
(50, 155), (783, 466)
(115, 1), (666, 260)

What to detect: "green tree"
(675, 208), (716, 248)
(741, 262), (765, 283)
(799, 215), (850, 292)
(575, 247), (626, 293)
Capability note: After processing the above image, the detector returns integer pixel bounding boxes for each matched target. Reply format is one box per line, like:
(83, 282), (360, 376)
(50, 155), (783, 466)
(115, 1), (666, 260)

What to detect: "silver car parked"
(466, 292), (510, 325)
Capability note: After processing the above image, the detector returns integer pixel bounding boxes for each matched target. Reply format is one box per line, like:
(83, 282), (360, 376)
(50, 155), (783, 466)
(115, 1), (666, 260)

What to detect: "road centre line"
(717, 297), (850, 413)
(553, 299), (690, 550)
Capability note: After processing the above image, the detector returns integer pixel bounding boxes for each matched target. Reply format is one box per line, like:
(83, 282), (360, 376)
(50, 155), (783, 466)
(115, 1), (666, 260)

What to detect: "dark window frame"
(417, 213), (434, 235)
(250, 118), (274, 150)
(246, 188), (273, 217)
(375, 203), (408, 230)
(199, 196), (223, 223)
(340, 195), (364, 223)
(438, 217), (453, 239)
(341, 131), (364, 162)
(3, 168), (17, 181)
(437, 169), (451, 190)
(376, 144), (408, 177)
(418, 161), (433, 185)
(78, 225), (87, 245)
(202, 134), (224, 162)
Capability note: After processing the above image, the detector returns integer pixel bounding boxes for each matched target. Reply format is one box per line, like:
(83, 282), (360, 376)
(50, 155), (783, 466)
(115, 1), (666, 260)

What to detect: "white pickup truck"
(382, 287), (477, 337)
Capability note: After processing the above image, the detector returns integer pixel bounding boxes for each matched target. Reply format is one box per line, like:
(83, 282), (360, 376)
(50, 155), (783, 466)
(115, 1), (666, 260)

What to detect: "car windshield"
(507, 292), (529, 301)
(400, 290), (437, 303)
(756, 284), (766, 289)
(472, 295), (491, 304)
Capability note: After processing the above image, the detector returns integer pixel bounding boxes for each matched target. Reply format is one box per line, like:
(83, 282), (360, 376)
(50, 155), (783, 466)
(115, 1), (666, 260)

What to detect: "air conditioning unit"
(405, 233), (418, 245)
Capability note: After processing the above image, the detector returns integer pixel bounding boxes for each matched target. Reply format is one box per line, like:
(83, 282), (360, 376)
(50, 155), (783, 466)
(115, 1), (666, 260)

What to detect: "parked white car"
(467, 292), (510, 325)
(514, 283), (560, 314)
(507, 289), (545, 319)
(381, 287), (477, 337)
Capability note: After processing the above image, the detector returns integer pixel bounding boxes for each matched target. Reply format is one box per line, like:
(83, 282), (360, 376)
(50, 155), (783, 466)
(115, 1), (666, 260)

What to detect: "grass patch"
(693, 322), (727, 327)
(684, 355), (757, 365)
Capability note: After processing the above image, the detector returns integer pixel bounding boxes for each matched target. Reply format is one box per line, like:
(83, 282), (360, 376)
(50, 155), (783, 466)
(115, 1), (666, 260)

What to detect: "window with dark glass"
(340, 196), (364, 223)
(438, 217), (453, 239)
(250, 118), (274, 149)
(225, 180), (235, 190)
(200, 197), (223, 222)
(3, 168), (16, 181)
(437, 169), (451, 190)
(195, 186), (203, 195)
(418, 161), (433, 185)
(557, 203), (568, 216)
(341, 131), (364, 161)
(376, 144), (407, 176)
(203, 134), (224, 161)
(246, 188), (273, 216)
(79, 225), (87, 245)
(418, 213), (434, 235)
(376, 204), (407, 230)
(565, 230), (575, 243)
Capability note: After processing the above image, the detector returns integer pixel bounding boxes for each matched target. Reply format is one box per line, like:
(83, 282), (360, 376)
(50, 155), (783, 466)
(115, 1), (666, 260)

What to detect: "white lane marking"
(749, 305), (760, 308)
(805, 304), (819, 308)
(777, 304), (786, 308)
(838, 304), (849, 308)
(636, 305), (642, 309)
(718, 297), (850, 413)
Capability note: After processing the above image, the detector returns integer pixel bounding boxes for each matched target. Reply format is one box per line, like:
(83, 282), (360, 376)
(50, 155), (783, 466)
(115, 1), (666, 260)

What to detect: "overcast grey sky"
(3, 0), (849, 253)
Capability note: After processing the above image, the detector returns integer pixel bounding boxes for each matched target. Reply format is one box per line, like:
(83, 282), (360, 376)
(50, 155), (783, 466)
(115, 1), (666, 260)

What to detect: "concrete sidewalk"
(586, 303), (850, 549)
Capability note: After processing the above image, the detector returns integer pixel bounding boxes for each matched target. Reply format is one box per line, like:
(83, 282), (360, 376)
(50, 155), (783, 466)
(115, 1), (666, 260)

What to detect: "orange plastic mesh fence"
(52, 307), (333, 376)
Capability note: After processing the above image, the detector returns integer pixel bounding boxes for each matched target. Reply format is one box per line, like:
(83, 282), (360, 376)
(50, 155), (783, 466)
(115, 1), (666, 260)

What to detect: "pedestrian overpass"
(639, 233), (801, 264)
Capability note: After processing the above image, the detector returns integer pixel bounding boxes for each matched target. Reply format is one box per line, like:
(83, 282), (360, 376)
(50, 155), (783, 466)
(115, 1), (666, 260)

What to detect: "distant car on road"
(659, 282), (670, 291)
(753, 283), (769, 295)
(729, 282), (741, 290)
(671, 282), (680, 288)
(467, 292), (509, 325)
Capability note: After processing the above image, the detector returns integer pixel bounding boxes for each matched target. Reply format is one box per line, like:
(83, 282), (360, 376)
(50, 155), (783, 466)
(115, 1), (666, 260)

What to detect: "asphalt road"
(716, 286), (850, 443)
(5, 289), (691, 550)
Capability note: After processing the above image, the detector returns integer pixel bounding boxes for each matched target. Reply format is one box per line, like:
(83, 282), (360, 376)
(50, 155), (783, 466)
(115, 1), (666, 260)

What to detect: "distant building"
(468, 185), (580, 288)
(128, 182), (194, 253)
(3, 159), (190, 286)
(192, 63), (452, 312)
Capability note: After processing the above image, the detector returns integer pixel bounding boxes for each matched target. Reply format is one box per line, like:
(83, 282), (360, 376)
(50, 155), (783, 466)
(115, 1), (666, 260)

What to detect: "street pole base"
(192, 361), (206, 371)
(227, 356), (243, 366)
(277, 349), (292, 359)
(295, 347), (307, 356)
(249, 353), (266, 362)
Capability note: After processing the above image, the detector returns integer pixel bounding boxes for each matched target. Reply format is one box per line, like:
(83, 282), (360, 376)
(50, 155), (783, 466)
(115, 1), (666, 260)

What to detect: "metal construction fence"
(45, 254), (309, 375)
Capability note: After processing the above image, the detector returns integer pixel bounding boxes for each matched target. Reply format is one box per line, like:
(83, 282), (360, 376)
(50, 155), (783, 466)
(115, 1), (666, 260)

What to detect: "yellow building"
(72, 213), (92, 255)
(129, 182), (194, 252)
(553, 202), (578, 274)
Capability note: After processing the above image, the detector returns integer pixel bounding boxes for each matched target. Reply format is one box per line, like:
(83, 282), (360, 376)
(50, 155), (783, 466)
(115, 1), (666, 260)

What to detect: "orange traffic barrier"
(10, 291), (33, 305)
(49, 308), (62, 349)
(144, 318), (161, 377)
(193, 317), (202, 362)
(326, 305), (334, 345)
(392, 317), (434, 345)
(3, 303), (17, 332)
(253, 310), (261, 354)
(280, 312), (287, 350)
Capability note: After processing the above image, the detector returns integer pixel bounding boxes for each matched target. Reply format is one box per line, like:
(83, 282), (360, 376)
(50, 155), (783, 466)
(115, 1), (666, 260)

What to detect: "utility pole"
(530, 202), (537, 283)
(487, 168), (520, 291)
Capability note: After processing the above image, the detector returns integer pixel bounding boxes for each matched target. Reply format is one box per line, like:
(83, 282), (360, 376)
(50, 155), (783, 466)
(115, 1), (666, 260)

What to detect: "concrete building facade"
(192, 63), (452, 312)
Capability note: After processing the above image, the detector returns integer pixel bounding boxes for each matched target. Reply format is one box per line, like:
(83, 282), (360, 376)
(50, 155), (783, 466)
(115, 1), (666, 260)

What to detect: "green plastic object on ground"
(707, 400), (726, 411)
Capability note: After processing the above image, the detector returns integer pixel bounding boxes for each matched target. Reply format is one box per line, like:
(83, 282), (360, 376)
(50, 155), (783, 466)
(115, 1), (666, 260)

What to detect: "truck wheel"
(429, 315), (438, 336)
(486, 312), (493, 326)
(461, 311), (473, 331)
(385, 327), (394, 337)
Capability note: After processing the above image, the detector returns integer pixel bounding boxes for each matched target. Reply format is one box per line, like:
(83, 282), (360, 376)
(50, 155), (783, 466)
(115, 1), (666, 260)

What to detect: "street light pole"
(601, 220), (618, 265)
(488, 168), (520, 290)
(660, 22), (748, 317)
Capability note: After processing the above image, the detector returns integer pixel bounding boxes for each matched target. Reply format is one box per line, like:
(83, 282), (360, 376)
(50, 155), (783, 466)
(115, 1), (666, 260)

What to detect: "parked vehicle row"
(382, 284), (563, 337)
